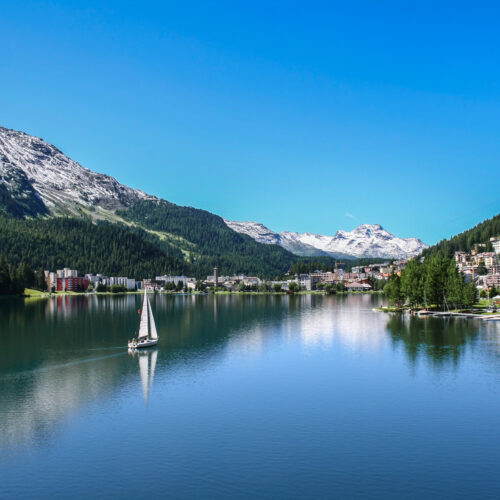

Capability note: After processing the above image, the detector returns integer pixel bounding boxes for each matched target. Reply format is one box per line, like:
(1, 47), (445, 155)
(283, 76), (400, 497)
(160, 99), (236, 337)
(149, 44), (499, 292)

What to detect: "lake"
(1, 293), (500, 499)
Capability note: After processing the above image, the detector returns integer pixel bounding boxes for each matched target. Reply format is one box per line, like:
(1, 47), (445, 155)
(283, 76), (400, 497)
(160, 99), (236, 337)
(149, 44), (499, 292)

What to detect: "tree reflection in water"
(385, 314), (479, 368)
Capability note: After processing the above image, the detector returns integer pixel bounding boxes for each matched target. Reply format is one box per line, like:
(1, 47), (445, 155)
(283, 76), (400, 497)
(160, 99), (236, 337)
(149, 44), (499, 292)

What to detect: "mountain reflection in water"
(1, 293), (500, 500)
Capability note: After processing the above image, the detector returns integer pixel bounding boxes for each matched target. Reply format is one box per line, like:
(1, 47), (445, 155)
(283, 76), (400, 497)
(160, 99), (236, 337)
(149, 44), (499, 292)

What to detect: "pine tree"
(384, 271), (402, 306)
(445, 260), (464, 309)
(35, 268), (48, 291)
(424, 255), (448, 308)
(0, 257), (12, 294)
(463, 282), (478, 308)
(400, 259), (423, 307)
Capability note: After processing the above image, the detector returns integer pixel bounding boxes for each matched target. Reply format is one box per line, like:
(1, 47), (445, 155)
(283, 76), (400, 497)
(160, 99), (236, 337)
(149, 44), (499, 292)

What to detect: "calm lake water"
(1, 293), (500, 499)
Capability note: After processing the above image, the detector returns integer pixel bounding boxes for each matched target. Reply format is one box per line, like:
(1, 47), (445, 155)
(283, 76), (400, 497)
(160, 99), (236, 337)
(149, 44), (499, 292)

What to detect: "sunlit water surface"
(1, 294), (500, 499)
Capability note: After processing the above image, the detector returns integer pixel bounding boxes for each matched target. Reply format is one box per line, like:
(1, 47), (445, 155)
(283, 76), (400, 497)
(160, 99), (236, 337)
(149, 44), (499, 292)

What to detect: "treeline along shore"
(384, 255), (478, 311)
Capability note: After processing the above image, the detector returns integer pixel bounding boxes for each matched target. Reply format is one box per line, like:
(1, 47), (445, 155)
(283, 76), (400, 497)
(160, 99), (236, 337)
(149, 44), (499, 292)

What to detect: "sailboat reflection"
(129, 348), (158, 402)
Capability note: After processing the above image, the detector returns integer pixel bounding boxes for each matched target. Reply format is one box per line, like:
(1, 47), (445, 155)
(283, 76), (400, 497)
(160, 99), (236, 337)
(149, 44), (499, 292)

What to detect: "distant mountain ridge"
(224, 220), (428, 259)
(0, 125), (426, 274)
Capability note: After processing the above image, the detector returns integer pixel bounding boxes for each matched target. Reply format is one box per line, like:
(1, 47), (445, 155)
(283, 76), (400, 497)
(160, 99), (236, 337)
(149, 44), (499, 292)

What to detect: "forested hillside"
(0, 214), (297, 279)
(423, 213), (500, 258)
(0, 216), (188, 279)
(117, 200), (297, 277)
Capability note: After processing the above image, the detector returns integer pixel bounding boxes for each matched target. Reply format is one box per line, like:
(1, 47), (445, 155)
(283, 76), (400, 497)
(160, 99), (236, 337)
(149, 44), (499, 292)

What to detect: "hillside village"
(41, 236), (500, 297)
(454, 237), (500, 292)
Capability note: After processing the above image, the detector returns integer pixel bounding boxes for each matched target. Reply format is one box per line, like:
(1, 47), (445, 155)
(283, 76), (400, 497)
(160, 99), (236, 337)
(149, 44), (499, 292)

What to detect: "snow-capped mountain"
(224, 220), (428, 259)
(0, 126), (155, 217)
(0, 124), (427, 261)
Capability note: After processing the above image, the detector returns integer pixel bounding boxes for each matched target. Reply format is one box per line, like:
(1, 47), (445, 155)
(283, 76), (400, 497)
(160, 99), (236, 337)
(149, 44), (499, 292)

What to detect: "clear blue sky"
(2, 1), (499, 244)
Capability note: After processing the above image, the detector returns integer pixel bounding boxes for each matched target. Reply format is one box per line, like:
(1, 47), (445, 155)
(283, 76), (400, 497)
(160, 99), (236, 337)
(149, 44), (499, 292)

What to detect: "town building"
(243, 277), (261, 287)
(155, 275), (195, 287)
(56, 276), (89, 292)
(491, 237), (500, 255)
(56, 268), (78, 278)
(85, 274), (101, 287)
(345, 282), (373, 291)
(142, 279), (161, 291)
(474, 252), (498, 269)
(109, 277), (136, 290)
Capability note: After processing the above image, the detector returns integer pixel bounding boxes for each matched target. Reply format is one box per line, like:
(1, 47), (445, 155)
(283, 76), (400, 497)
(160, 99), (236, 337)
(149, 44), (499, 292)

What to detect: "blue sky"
(2, 1), (499, 244)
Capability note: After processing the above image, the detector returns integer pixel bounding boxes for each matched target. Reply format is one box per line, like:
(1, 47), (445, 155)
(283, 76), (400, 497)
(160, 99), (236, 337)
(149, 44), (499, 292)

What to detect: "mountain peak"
(225, 220), (428, 259)
(355, 223), (383, 231)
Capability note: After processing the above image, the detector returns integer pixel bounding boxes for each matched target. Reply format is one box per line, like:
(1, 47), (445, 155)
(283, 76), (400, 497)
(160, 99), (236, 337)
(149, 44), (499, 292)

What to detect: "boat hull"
(128, 338), (159, 349)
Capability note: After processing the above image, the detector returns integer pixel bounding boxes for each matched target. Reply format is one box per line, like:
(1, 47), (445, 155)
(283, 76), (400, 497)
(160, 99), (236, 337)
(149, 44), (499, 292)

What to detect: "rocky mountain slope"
(224, 220), (428, 259)
(0, 126), (154, 217)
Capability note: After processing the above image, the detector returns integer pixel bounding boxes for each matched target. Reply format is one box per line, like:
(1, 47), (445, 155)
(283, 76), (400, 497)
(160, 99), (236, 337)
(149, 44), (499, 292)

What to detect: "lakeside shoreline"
(16, 289), (384, 299)
(374, 303), (500, 317)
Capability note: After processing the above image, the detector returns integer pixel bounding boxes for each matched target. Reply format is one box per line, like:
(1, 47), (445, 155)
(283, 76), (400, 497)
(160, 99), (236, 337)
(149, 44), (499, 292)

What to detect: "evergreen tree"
(463, 282), (478, 308)
(384, 271), (402, 306)
(476, 260), (488, 276)
(400, 259), (423, 307)
(424, 255), (448, 308)
(0, 257), (12, 294)
(17, 262), (35, 290)
(35, 268), (48, 291)
(445, 260), (465, 309)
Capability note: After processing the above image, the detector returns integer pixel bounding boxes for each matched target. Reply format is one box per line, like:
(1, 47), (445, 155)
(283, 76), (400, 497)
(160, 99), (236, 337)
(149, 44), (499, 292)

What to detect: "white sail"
(139, 352), (149, 402)
(138, 291), (149, 338)
(148, 298), (158, 340)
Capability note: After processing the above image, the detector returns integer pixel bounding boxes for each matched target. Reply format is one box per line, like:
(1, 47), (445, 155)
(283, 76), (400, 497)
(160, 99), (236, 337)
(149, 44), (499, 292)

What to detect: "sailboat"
(128, 290), (159, 349)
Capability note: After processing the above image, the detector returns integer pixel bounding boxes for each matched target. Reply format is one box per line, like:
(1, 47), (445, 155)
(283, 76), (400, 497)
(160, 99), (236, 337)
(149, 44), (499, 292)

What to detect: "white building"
(110, 277), (136, 290)
(243, 277), (261, 287)
(85, 274), (101, 286)
(491, 237), (500, 255)
(56, 268), (78, 278)
(156, 275), (195, 286)
(346, 282), (372, 291)
(270, 281), (288, 291)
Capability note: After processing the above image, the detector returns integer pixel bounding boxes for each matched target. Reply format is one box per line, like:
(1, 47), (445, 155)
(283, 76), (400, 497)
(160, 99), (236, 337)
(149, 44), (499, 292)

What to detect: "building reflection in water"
(282, 294), (389, 352)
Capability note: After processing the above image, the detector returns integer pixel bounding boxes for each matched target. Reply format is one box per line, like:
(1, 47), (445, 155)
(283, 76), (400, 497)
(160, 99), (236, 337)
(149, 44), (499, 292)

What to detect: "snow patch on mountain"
(224, 220), (428, 259)
(222, 220), (281, 245)
(0, 126), (155, 216)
